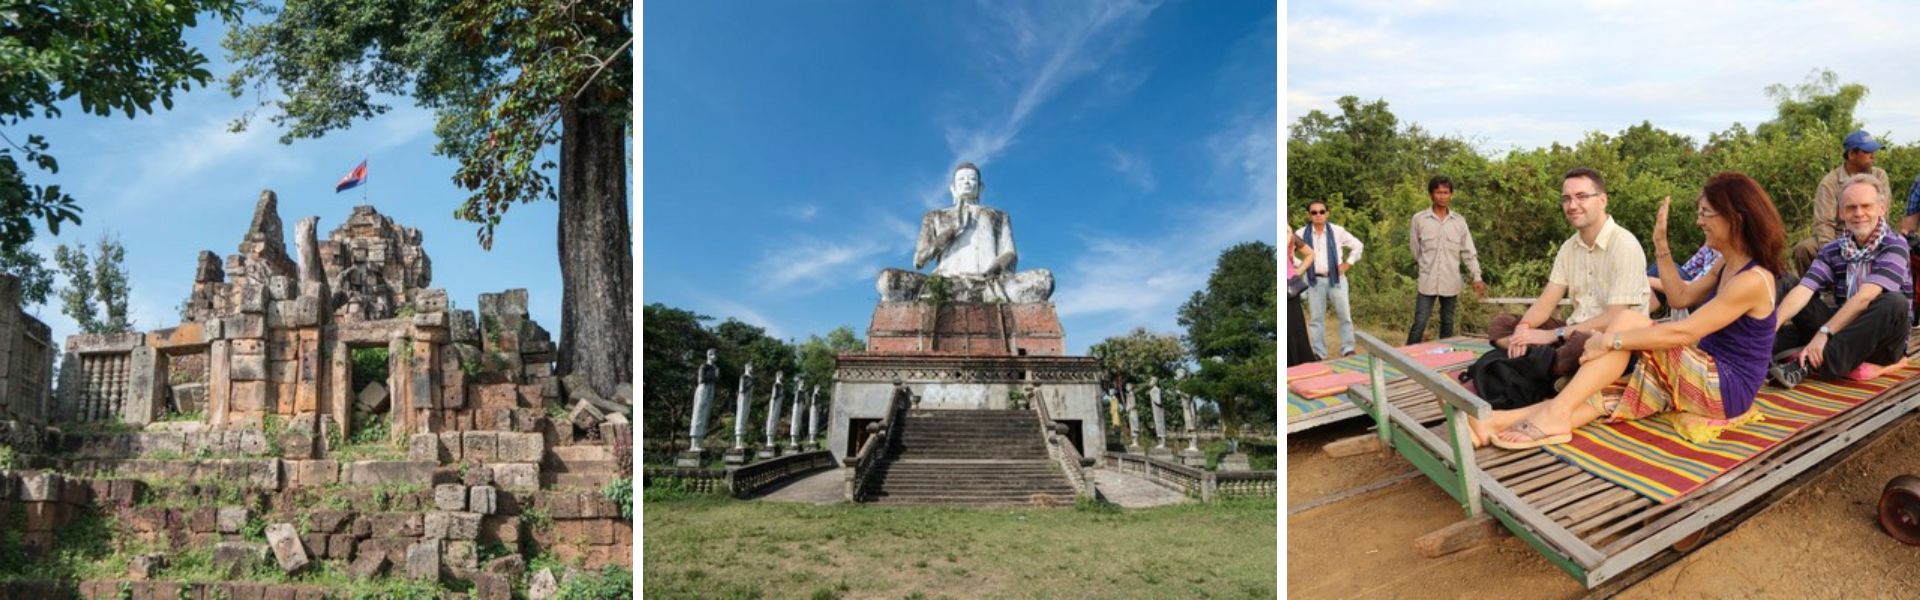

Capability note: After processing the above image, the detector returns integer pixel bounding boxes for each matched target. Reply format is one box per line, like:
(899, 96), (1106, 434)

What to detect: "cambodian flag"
(334, 160), (367, 193)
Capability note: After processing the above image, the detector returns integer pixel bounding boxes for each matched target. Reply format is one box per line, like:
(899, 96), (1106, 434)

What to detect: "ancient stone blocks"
(406, 540), (441, 581)
(345, 461), (433, 487)
(433, 484), (467, 511)
(265, 523), (310, 573)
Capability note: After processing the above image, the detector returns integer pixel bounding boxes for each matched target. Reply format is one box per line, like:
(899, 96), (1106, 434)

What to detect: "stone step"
(551, 445), (613, 461)
(866, 493), (1076, 506)
(543, 471), (614, 488)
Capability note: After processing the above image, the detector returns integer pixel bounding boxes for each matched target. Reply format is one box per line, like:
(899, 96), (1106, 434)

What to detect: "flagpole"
(362, 157), (368, 205)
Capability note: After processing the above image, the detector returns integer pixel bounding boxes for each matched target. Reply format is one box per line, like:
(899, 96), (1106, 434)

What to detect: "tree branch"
(571, 36), (632, 100)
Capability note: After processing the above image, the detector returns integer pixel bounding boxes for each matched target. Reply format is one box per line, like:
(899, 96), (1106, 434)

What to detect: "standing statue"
(1181, 368), (1202, 455)
(876, 163), (1054, 303)
(1105, 389), (1121, 428)
(786, 375), (805, 455)
(725, 363), (756, 464)
(806, 385), (822, 450)
(1150, 376), (1167, 449)
(759, 371), (785, 459)
(1125, 385), (1142, 452)
(677, 349), (719, 466)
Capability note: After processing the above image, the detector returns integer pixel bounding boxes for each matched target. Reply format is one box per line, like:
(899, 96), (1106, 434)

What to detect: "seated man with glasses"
(1296, 200), (1365, 357)
(1770, 174), (1913, 389)
(1489, 167), (1652, 380)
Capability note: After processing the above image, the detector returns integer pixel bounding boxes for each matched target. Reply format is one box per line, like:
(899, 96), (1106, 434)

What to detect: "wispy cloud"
(751, 237), (891, 294)
(1056, 108), (1278, 338)
(1104, 146), (1156, 193)
(923, 0), (1161, 207)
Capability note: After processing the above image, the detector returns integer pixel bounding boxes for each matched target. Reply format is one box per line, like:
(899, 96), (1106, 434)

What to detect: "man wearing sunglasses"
(1296, 200), (1365, 357)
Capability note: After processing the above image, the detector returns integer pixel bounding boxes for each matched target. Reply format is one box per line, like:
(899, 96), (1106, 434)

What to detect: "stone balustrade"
(1104, 453), (1275, 503)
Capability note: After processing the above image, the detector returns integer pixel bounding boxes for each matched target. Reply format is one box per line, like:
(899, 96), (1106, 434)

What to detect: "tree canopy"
(2, 1), (242, 286)
(1178, 242), (1278, 437)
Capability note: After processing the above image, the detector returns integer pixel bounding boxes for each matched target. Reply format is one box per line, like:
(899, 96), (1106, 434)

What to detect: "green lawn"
(643, 494), (1276, 599)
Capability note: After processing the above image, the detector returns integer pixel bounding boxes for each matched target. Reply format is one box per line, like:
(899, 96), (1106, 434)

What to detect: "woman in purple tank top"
(1473, 172), (1786, 449)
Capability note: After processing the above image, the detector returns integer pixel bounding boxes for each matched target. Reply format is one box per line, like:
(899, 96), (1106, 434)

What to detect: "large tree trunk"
(556, 98), (632, 400)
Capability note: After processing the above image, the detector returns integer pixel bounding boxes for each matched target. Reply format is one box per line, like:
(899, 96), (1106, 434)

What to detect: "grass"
(643, 495), (1276, 599)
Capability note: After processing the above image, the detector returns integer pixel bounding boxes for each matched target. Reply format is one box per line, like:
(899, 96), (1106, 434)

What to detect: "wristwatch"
(1818, 325), (1833, 336)
(1555, 327), (1566, 342)
(1610, 334), (1624, 351)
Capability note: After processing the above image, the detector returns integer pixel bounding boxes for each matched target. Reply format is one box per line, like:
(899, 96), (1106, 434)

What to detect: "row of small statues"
(1110, 374), (1204, 457)
(680, 349), (824, 466)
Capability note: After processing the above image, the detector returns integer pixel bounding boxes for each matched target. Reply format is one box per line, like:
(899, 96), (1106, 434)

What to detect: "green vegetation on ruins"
(643, 495), (1277, 599)
(1291, 69), (1915, 339)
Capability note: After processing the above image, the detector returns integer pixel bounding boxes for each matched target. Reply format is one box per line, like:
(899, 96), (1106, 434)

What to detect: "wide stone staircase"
(866, 409), (1076, 506)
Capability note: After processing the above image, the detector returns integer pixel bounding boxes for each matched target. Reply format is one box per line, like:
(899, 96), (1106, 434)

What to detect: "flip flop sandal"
(1491, 420), (1572, 450)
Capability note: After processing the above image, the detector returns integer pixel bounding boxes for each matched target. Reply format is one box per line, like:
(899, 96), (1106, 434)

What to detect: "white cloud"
(697, 296), (785, 340)
(751, 237), (891, 294)
(1288, 1), (1920, 151)
(1056, 108), (1277, 340)
(937, 0), (1161, 182)
(1104, 146), (1156, 192)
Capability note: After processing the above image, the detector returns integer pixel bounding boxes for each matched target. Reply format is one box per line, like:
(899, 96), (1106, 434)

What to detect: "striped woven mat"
(1285, 340), (1493, 418)
(1541, 360), (1919, 504)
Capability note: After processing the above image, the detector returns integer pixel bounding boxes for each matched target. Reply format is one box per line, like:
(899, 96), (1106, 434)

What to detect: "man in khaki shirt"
(1792, 130), (1892, 274)
(1490, 167), (1651, 377)
(1407, 175), (1486, 344)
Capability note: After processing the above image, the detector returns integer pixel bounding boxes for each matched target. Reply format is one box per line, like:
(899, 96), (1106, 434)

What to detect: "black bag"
(1287, 275), (1309, 298)
(1457, 345), (1557, 410)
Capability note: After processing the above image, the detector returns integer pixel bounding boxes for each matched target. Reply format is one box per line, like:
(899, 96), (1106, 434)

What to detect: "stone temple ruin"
(0, 191), (631, 598)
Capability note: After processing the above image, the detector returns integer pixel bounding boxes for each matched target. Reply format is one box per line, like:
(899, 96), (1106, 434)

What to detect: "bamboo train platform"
(1339, 329), (1920, 591)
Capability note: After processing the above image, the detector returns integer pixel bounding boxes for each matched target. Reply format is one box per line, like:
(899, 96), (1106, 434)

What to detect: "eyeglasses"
(1560, 192), (1603, 204)
(1308, 209), (1327, 215)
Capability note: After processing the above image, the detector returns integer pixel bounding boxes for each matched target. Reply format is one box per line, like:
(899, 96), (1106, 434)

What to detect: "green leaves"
(223, 0), (632, 248)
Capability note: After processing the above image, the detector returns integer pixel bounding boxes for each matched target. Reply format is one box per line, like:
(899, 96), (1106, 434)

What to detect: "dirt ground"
(1287, 412), (1920, 598)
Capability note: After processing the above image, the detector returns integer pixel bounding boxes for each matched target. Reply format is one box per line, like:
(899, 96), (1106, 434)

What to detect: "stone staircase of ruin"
(543, 443), (619, 489)
(865, 409), (1076, 507)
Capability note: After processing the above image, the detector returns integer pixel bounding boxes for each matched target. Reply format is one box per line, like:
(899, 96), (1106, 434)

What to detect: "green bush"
(557, 565), (633, 600)
(604, 477), (633, 521)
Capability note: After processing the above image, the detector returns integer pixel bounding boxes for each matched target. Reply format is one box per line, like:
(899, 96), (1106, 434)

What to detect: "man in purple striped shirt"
(1771, 174), (1914, 388)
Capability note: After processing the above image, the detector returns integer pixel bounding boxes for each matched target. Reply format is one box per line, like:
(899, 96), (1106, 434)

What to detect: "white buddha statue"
(877, 162), (1053, 303)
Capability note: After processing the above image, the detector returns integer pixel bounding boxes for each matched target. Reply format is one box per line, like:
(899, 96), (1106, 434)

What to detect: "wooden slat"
(1533, 478), (1616, 515)
(1505, 463), (1584, 497)
(1485, 453), (1564, 479)
(1553, 488), (1640, 527)
(1476, 471), (1609, 568)
(1520, 471), (1601, 505)
(1570, 497), (1654, 538)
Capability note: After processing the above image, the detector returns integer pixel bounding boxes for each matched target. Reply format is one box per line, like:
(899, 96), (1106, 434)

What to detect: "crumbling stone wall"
(0, 273), (56, 425)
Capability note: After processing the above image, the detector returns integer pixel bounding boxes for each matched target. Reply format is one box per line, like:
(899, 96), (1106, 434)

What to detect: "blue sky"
(14, 21), (569, 345)
(643, 1), (1277, 353)
(1290, 1), (1920, 152)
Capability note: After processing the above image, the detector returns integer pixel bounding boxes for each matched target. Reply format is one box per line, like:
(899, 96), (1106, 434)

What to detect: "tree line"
(639, 240), (1280, 452)
(1288, 70), (1917, 337)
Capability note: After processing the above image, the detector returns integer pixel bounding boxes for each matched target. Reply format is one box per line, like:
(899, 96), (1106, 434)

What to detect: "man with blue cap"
(1795, 130), (1892, 274)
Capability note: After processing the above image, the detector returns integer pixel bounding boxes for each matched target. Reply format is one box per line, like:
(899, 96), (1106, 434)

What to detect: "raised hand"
(1652, 196), (1671, 254)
